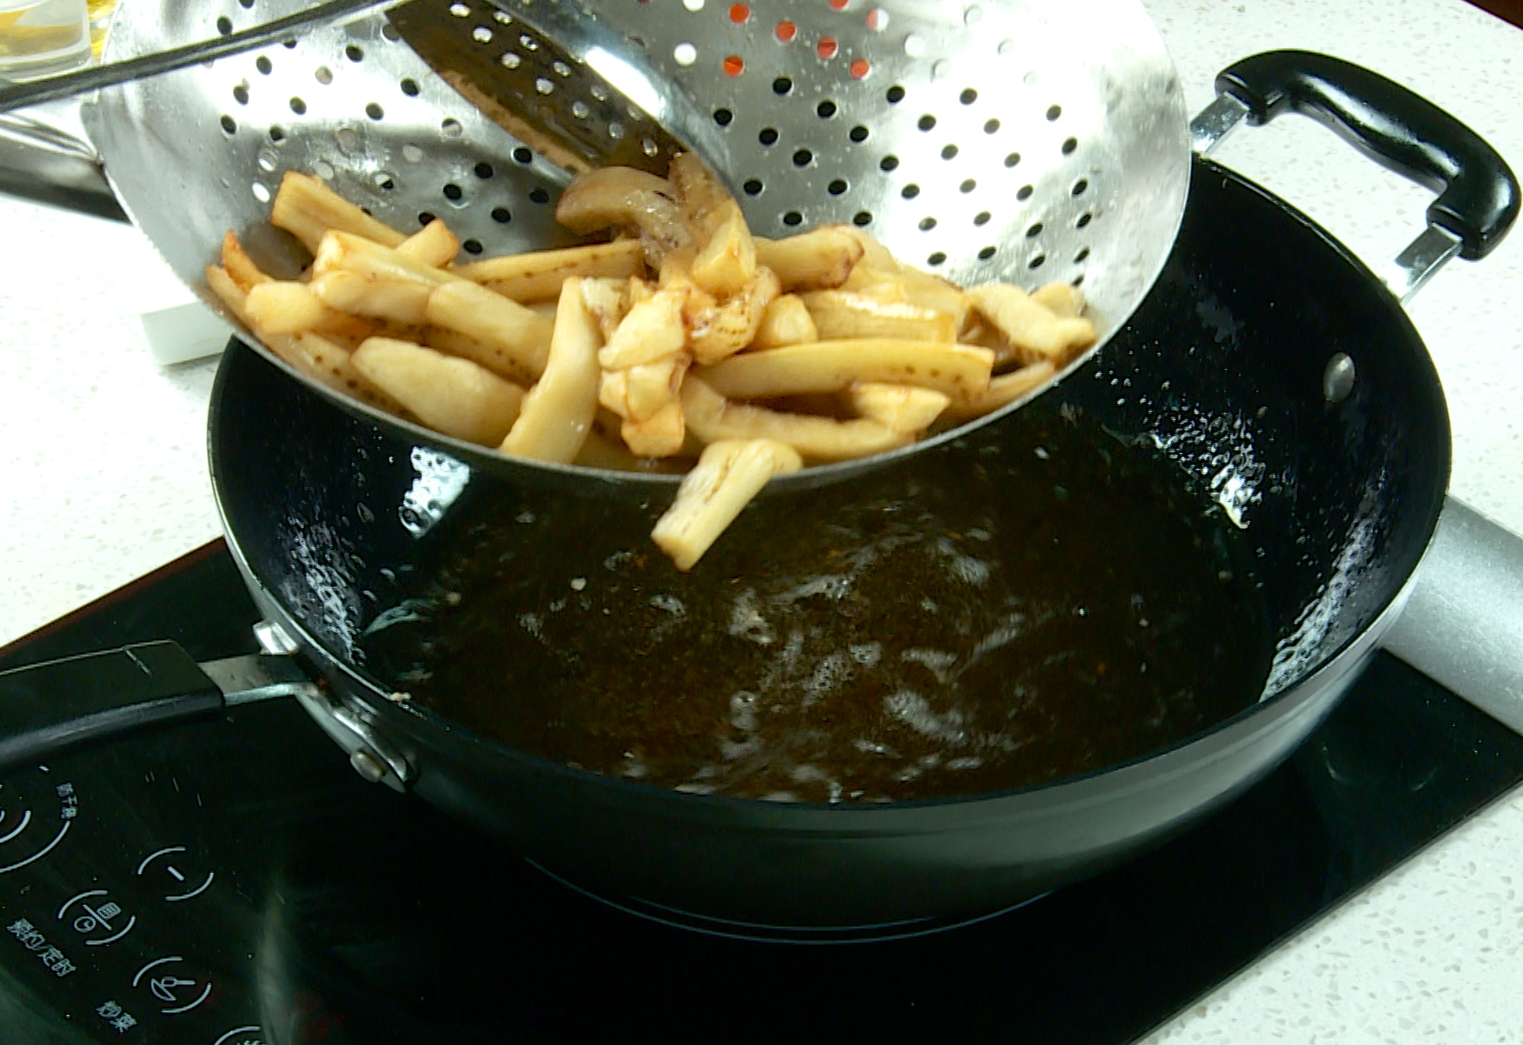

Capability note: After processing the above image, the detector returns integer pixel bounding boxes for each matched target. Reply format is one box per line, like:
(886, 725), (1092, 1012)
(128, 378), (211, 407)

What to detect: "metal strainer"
(84, 0), (1190, 474)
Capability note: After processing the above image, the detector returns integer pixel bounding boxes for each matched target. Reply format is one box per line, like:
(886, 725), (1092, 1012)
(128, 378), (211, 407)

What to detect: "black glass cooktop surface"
(1, 542), (1521, 1045)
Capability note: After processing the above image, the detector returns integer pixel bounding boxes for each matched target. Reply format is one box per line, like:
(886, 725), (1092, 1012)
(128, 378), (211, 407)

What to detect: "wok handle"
(0, 642), (222, 775)
(0, 642), (311, 775)
(1215, 50), (1519, 261)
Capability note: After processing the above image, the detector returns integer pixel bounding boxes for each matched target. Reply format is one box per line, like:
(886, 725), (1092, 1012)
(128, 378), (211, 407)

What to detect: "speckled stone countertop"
(0, 0), (1521, 1040)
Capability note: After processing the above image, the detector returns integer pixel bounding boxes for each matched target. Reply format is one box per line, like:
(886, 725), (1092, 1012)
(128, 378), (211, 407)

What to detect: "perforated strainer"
(83, 0), (1190, 477)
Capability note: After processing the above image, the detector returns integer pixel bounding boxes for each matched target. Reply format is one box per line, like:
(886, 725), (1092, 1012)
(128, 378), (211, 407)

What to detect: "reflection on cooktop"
(1, 542), (1521, 1045)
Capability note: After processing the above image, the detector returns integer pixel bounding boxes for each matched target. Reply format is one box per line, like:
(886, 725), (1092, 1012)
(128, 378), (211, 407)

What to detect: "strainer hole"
(724, 55), (744, 76)
(817, 37), (838, 60)
(850, 58), (871, 79)
(827, 178), (848, 195)
(1029, 254), (1046, 269)
(1074, 247), (1090, 262)
(904, 33), (925, 58)
(792, 148), (812, 167)
(1026, 222), (1042, 237)
(1075, 211), (1092, 228)
(269, 125), (286, 143)
(984, 119), (1000, 134)
(282, 38), (296, 49)
(373, 173), (395, 191)
(917, 114), (936, 131)
(443, 183), (464, 202)
(463, 239), (484, 255)
(1016, 184), (1033, 200)
(535, 77), (555, 95)
(773, 77), (793, 96)
(758, 127), (778, 146)
(1046, 104), (1062, 121)
(232, 84), (249, 105)
(256, 56), (272, 75)
(852, 211), (872, 226)
(959, 88), (977, 105)
(674, 43), (698, 66)
(742, 178), (763, 196)
(381, 23), (399, 41)
(251, 182), (271, 203)
(714, 108), (734, 126)
(220, 115), (236, 135)
(783, 211), (803, 227)
(215, 16), (232, 35)
(885, 84), (905, 104)
(729, 2), (749, 22)
(959, 178), (976, 193)
(849, 126), (869, 143)
(927, 251), (946, 266)
(237, 0), (252, 7)
(529, 188), (550, 204)
(472, 26), (493, 44)
(345, 44), (363, 62)
(474, 162), (494, 179)
(572, 100), (590, 119)
(257, 152), (277, 173)
(775, 20), (796, 42)
(491, 207), (512, 223)
(918, 217), (936, 231)
(401, 78), (420, 96)
(1003, 152), (1020, 167)
(866, 7), (888, 31)
(334, 128), (358, 154)
(513, 146), (533, 164)
(683, 0), (704, 10)
(448, 2), (468, 15)
(973, 211), (991, 226)
(500, 52), (521, 69)
(289, 97), (307, 115)
(816, 100), (837, 119)
(313, 160), (334, 180)
(879, 155), (899, 171)
(900, 184), (919, 199)
(829, 0), (848, 10)
(315, 66), (333, 85)
(1071, 273), (1084, 287)
(642, 138), (659, 157)
(403, 144), (424, 163)
(1062, 137), (1077, 155)
(493, 10), (512, 24)
(418, 211), (436, 226)
(1072, 178), (1088, 196)
(941, 144), (958, 160)
(366, 103), (385, 120)
(441, 118), (463, 138)
(978, 246), (996, 260)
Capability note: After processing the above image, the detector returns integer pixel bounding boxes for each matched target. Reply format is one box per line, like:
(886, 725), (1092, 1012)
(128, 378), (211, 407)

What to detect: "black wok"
(1, 52), (1516, 930)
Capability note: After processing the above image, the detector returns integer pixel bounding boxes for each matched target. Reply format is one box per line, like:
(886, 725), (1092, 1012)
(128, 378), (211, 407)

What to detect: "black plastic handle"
(0, 642), (223, 775)
(1217, 50), (1520, 260)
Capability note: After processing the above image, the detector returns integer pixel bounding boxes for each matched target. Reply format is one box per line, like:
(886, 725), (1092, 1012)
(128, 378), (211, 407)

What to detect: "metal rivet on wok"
(349, 748), (390, 784)
(1323, 353), (1357, 404)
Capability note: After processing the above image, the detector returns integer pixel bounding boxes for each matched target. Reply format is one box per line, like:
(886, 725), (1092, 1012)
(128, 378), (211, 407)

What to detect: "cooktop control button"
(58, 889), (136, 946)
(0, 778), (76, 874)
(131, 955), (212, 1014)
(212, 1026), (268, 1045)
(135, 845), (215, 901)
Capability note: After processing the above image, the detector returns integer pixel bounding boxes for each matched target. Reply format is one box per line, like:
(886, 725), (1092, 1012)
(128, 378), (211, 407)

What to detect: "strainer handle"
(1213, 50), (1519, 263)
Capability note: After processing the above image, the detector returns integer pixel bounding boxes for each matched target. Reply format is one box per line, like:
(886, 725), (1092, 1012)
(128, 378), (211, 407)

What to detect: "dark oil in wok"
(363, 412), (1276, 803)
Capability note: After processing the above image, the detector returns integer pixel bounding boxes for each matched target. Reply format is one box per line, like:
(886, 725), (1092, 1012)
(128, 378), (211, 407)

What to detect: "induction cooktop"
(2, 541), (1522, 1045)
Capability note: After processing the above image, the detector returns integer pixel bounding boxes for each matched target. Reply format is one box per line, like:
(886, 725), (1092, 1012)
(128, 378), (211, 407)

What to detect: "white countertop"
(1, 0), (1521, 1039)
